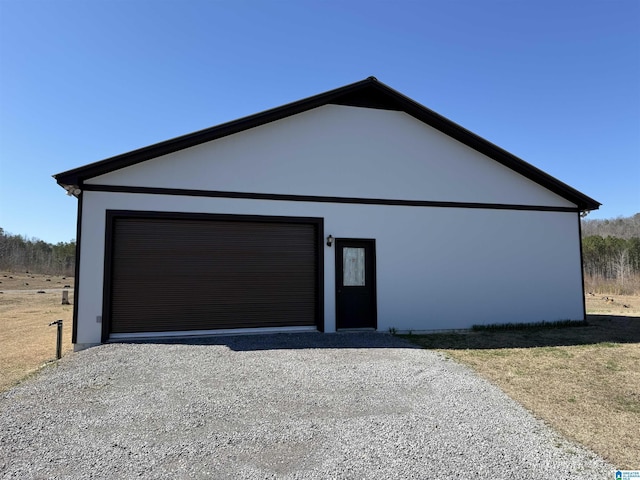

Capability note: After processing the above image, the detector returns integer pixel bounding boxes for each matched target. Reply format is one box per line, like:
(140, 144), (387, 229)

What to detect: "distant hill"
(581, 213), (640, 239)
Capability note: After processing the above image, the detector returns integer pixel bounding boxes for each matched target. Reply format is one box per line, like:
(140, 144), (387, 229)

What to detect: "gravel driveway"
(0, 333), (612, 479)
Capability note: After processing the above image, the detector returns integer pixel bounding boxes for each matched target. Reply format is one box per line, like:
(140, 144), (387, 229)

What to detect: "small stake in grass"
(61, 290), (70, 305)
(48, 320), (63, 360)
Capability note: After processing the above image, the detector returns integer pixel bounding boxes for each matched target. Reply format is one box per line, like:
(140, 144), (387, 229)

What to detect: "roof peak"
(53, 78), (600, 211)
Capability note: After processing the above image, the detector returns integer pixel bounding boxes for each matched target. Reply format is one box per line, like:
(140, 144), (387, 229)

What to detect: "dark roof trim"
(83, 184), (581, 213)
(53, 77), (600, 211)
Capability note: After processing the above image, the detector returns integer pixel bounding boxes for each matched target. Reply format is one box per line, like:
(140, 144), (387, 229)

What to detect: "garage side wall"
(74, 191), (584, 346)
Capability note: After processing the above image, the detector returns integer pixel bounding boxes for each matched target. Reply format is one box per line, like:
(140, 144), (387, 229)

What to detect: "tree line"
(0, 228), (76, 276)
(581, 213), (640, 293)
(582, 235), (640, 280)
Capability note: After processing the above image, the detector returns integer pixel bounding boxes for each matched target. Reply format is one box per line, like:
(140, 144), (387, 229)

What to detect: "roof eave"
(53, 78), (380, 187)
(53, 76), (601, 211)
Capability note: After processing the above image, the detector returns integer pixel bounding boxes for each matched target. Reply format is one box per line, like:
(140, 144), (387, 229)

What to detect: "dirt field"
(0, 272), (74, 391)
(585, 292), (640, 316)
(0, 271), (75, 291)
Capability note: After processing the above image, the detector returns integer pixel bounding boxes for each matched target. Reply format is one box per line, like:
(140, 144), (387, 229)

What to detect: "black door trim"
(102, 210), (324, 342)
(335, 238), (377, 330)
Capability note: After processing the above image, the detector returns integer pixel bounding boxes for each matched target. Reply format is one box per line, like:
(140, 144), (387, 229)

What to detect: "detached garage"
(54, 77), (600, 350)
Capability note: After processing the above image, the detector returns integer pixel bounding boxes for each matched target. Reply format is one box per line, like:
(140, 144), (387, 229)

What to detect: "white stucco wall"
(75, 191), (584, 345)
(86, 105), (575, 208)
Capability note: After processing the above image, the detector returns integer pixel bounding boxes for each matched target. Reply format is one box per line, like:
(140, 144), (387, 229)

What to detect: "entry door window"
(343, 247), (365, 286)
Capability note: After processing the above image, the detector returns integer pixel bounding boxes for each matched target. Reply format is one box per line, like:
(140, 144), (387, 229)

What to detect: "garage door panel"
(108, 216), (319, 334)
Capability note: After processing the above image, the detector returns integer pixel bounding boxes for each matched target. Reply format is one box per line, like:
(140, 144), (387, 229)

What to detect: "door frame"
(102, 210), (325, 342)
(334, 238), (377, 330)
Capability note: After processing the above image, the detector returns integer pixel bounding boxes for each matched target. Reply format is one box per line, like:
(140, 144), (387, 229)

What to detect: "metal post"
(48, 320), (63, 360)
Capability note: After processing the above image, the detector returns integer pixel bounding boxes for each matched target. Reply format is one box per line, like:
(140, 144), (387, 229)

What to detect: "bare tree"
(613, 249), (631, 286)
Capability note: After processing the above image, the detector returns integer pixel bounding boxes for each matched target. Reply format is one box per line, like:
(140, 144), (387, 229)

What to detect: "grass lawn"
(403, 294), (640, 470)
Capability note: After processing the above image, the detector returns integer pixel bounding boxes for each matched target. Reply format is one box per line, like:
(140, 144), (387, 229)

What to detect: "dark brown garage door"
(106, 214), (321, 336)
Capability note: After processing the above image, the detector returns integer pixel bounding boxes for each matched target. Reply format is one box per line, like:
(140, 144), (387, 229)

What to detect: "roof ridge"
(53, 78), (600, 211)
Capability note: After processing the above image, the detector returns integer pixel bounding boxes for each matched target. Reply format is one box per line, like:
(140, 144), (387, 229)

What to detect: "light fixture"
(326, 235), (334, 247)
(63, 185), (82, 197)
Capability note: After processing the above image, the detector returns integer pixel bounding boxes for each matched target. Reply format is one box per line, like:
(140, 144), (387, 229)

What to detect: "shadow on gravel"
(109, 316), (640, 352)
(401, 315), (640, 350)
(118, 331), (423, 352)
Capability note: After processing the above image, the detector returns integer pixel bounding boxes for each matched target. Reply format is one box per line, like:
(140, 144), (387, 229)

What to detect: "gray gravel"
(0, 333), (613, 479)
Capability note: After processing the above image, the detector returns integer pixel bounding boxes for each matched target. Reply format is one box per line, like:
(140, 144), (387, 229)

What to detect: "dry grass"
(585, 293), (640, 315)
(0, 271), (74, 392)
(404, 294), (640, 469)
(585, 274), (640, 296)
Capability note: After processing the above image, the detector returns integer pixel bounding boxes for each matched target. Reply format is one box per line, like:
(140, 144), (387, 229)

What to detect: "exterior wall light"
(326, 235), (334, 247)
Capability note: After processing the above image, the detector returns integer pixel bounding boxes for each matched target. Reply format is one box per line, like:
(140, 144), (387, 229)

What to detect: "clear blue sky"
(1, 0), (638, 244)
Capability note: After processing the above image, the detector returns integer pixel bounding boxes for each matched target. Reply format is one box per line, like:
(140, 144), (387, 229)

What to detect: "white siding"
(75, 191), (584, 345)
(86, 105), (574, 208)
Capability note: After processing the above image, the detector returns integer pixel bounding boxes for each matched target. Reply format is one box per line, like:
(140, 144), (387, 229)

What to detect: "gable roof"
(53, 77), (600, 211)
